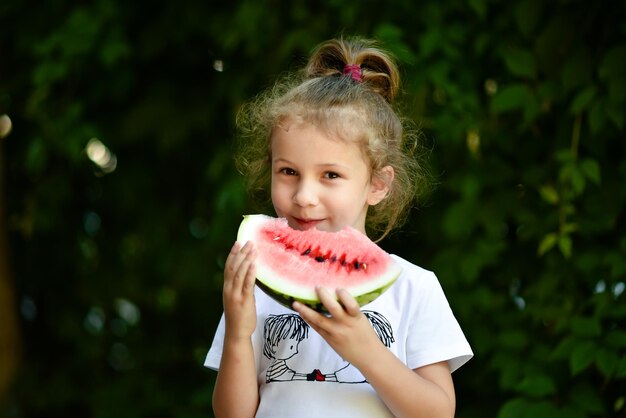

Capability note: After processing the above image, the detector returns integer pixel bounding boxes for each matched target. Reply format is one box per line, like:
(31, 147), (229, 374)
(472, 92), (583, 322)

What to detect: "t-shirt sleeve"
(205, 314), (226, 371)
(404, 269), (473, 373)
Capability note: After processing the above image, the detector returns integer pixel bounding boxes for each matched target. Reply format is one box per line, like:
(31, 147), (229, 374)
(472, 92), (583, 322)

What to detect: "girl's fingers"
(242, 262), (257, 295)
(316, 286), (345, 318)
(224, 241), (256, 292)
(292, 301), (326, 332)
(294, 287), (345, 334)
(230, 241), (242, 254)
(336, 288), (361, 316)
(224, 242), (243, 278)
(317, 287), (361, 318)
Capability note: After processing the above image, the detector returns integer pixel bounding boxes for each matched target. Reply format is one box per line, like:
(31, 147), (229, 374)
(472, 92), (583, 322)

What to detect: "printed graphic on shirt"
(263, 311), (395, 384)
(263, 314), (310, 382)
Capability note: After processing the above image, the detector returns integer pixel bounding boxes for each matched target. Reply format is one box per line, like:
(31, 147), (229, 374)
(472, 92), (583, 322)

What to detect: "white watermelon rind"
(237, 214), (402, 311)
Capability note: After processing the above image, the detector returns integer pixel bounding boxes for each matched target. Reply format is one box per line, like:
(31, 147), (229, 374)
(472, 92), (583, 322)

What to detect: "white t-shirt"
(205, 254), (473, 417)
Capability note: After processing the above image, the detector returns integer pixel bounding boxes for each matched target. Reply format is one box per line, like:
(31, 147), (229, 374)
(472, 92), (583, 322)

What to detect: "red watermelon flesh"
(237, 214), (402, 310)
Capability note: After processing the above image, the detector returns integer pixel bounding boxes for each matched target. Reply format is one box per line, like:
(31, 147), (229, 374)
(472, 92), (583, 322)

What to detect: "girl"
(206, 37), (473, 418)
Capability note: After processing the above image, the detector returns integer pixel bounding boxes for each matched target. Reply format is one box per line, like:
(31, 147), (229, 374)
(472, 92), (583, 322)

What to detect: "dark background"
(1, 0), (625, 417)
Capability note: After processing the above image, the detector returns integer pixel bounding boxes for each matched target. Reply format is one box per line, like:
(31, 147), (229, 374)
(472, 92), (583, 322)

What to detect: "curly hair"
(235, 37), (431, 241)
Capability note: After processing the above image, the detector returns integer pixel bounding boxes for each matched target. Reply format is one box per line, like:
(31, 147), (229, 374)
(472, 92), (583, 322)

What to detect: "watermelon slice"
(237, 214), (402, 311)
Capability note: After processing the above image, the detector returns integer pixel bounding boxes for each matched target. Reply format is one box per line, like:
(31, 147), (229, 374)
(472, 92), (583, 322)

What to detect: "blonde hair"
(235, 37), (431, 241)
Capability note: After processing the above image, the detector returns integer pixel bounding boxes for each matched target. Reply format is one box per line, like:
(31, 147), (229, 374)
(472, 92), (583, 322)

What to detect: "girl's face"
(270, 121), (390, 234)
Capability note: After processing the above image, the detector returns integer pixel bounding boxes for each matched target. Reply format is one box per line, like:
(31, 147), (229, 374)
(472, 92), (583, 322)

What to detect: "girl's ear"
(368, 166), (394, 206)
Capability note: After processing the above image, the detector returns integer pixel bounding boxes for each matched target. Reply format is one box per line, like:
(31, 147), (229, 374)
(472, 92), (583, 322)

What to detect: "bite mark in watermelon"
(237, 214), (402, 311)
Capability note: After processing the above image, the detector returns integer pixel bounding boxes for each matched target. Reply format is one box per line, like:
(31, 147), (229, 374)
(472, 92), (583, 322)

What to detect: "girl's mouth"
(292, 217), (322, 230)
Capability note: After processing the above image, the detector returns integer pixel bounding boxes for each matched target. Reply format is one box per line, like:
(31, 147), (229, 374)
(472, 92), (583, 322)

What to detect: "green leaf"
(570, 316), (602, 337)
(100, 36), (131, 67)
(537, 81), (561, 101)
(595, 348), (620, 377)
(570, 382), (607, 414)
(561, 223), (578, 234)
(573, 167), (586, 194)
(609, 76), (626, 102)
(558, 406), (589, 418)
(562, 49), (593, 92)
(559, 234), (573, 258)
(570, 341), (597, 375)
(539, 185), (559, 205)
(599, 44), (626, 81)
(442, 201), (477, 239)
(496, 356), (523, 390)
(498, 331), (528, 351)
(523, 95), (542, 124)
(526, 401), (560, 418)
(605, 330), (626, 348)
(491, 84), (532, 113)
(516, 374), (557, 397)
(419, 29), (442, 58)
(570, 85), (597, 114)
(552, 336), (577, 360)
(468, 0), (487, 19)
(373, 23), (417, 64)
(606, 102), (625, 130)
(498, 398), (530, 418)
(606, 251), (626, 279)
(514, 0), (543, 38)
(562, 163), (586, 195)
(588, 101), (606, 134)
(556, 148), (575, 163)
(502, 48), (537, 78)
(580, 159), (601, 184)
(25, 137), (48, 175)
(617, 356), (626, 378)
(538, 233), (558, 256)
(33, 60), (69, 86)
(614, 397), (626, 413)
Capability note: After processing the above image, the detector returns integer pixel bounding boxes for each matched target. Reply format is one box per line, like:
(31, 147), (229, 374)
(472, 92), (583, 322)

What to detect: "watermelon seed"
(315, 256), (325, 262)
(330, 256), (337, 263)
(302, 249), (311, 256)
(362, 263), (368, 271)
(273, 235), (281, 241)
(353, 261), (360, 270)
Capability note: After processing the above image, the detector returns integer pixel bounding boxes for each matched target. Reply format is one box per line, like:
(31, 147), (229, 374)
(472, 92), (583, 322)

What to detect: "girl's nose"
(292, 180), (319, 207)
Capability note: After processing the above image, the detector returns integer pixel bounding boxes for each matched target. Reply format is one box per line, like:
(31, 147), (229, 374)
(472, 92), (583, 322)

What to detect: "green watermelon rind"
(255, 278), (397, 312)
(237, 214), (402, 312)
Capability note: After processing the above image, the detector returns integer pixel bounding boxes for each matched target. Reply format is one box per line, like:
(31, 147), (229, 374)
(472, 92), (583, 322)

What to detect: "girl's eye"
(280, 167), (297, 176)
(325, 171), (340, 179)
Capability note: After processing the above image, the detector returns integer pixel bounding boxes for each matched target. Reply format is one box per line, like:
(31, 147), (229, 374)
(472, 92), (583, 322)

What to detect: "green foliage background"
(1, 0), (625, 416)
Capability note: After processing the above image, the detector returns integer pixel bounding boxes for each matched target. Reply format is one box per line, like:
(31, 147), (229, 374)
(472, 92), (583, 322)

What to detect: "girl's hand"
(222, 241), (257, 340)
(293, 287), (381, 367)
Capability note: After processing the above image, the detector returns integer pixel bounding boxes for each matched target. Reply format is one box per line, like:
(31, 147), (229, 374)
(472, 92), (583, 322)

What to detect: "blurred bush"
(1, 0), (624, 417)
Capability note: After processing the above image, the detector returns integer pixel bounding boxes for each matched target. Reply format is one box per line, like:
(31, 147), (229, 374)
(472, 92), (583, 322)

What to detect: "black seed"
(330, 256), (337, 263)
(301, 249), (311, 256)
(315, 256), (325, 262)
(354, 261), (360, 270)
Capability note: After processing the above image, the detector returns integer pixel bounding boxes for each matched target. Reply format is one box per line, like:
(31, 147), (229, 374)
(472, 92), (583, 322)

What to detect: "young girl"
(205, 37), (473, 418)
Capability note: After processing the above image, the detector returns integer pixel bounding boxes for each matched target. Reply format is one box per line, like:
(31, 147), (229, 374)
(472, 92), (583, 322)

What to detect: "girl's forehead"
(271, 120), (361, 152)
(270, 121), (372, 171)
(274, 112), (366, 145)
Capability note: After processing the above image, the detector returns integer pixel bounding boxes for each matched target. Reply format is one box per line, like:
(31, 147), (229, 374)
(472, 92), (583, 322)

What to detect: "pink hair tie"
(343, 64), (362, 83)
